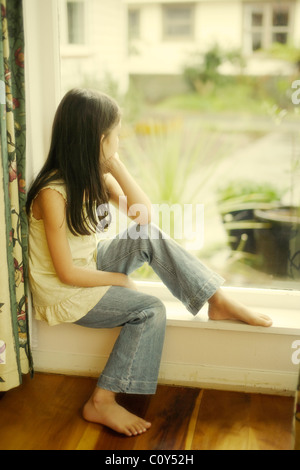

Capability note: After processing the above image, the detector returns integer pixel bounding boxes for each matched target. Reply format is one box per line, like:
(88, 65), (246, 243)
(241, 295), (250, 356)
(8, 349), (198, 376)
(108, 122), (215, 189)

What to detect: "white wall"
(295, 0), (300, 45)
(197, 1), (243, 50)
(32, 285), (300, 396)
(60, 0), (129, 94)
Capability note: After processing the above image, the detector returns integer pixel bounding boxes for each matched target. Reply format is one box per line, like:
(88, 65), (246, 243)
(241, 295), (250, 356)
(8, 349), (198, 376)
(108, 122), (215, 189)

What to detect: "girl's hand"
(124, 276), (138, 291)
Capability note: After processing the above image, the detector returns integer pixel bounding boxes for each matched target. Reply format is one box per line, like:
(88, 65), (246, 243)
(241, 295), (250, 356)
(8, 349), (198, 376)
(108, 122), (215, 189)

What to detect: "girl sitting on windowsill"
(26, 88), (272, 437)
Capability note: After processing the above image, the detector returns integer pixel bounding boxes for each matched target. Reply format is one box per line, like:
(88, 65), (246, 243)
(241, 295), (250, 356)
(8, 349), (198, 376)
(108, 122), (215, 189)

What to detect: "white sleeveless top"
(28, 180), (109, 326)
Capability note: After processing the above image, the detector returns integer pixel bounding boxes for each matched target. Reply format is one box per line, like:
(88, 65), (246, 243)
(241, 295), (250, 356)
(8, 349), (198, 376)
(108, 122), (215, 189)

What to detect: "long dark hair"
(26, 88), (121, 236)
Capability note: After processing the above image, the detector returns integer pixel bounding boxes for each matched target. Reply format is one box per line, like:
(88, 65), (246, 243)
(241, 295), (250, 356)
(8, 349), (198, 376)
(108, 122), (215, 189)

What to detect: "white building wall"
(129, 3), (200, 74)
(197, 1), (243, 50)
(60, 0), (128, 94)
(127, 0), (300, 77)
(295, 0), (300, 45)
(128, 1), (245, 75)
(58, 0), (300, 92)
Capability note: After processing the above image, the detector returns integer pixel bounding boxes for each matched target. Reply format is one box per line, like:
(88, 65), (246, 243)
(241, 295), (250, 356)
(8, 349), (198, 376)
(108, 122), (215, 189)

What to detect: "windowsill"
(137, 281), (300, 337)
(31, 282), (299, 394)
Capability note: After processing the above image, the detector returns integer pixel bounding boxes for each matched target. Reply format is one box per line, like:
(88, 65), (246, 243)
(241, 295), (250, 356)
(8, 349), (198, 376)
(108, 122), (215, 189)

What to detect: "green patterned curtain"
(0, 0), (33, 391)
(295, 375), (300, 449)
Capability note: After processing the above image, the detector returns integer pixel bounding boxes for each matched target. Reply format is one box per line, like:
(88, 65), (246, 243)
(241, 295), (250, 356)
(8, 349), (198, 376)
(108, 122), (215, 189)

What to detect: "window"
(128, 8), (141, 40)
(162, 4), (195, 40)
(244, 2), (294, 54)
(59, 0), (86, 46)
(67, 1), (85, 45)
(272, 6), (290, 44)
(37, 0), (300, 294)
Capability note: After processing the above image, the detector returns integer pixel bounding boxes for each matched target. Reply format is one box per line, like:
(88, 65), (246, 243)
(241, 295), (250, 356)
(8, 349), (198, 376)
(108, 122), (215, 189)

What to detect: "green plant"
(269, 43), (300, 70)
(216, 181), (283, 261)
(183, 45), (245, 91)
(122, 120), (235, 207)
(217, 180), (282, 214)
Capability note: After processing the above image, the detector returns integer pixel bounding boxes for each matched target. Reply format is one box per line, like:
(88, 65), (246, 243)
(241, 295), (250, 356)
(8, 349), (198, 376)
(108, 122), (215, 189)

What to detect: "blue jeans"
(75, 223), (224, 394)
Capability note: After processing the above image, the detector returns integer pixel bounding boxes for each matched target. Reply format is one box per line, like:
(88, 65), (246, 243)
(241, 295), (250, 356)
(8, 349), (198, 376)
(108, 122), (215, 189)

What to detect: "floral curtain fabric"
(0, 0), (32, 391)
(295, 377), (300, 449)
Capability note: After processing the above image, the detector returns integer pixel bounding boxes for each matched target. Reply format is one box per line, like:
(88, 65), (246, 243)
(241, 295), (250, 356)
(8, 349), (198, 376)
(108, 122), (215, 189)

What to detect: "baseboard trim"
(32, 349), (297, 396)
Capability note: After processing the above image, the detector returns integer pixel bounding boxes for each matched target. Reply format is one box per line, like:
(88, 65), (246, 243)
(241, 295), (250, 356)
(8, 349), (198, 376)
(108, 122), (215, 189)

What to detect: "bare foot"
(208, 289), (273, 327)
(82, 388), (151, 437)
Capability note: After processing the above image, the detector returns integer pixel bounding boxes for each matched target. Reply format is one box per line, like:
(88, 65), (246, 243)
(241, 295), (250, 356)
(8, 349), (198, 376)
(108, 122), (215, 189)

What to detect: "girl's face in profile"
(101, 121), (121, 163)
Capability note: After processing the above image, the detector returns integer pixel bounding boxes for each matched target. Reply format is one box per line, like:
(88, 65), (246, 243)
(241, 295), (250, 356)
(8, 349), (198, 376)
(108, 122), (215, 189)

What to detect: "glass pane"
(252, 12), (263, 27)
(166, 24), (191, 37)
(58, 0), (300, 291)
(167, 7), (192, 21)
(67, 1), (85, 44)
(252, 32), (263, 50)
(273, 32), (288, 44)
(273, 9), (289, 27)
(164, 6), (193, 38)
(129, 10), (140, 39)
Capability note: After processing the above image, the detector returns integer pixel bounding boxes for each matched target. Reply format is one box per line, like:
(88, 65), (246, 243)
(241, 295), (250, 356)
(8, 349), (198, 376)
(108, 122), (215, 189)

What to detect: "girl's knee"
(149, 296), (167, 324)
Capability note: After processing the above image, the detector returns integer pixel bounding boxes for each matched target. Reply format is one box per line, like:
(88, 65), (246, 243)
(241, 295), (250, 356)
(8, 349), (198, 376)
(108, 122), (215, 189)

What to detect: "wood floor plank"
(184, 390), (204, 450)
(89, 386), (201, 450)
(192, 390), (252, 450)
(248, 394), (295, 450)
(295, 419), (300, 450)
(192, 390), (294, 450)
(0, 373), (295, 450)
(131, 386), (200, 451)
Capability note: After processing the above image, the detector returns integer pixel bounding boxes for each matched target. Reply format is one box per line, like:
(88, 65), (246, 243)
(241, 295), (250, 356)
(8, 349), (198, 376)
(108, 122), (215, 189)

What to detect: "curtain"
(0, 0), (33, 391)
(295, 374), (300, 449)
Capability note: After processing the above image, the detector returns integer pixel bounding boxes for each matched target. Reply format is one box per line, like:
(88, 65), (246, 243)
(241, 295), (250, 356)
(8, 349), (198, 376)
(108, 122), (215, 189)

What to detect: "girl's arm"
(104, 153), (152, 225)
(37, 188), (136, 289)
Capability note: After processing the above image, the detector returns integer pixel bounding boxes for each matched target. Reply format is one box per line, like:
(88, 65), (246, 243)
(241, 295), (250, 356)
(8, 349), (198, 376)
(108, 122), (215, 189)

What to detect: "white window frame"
(244, 2), (295, 55)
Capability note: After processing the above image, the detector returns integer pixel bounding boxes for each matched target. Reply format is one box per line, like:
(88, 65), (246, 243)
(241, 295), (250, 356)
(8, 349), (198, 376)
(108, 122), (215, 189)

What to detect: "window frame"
(243, 2), (295, 55)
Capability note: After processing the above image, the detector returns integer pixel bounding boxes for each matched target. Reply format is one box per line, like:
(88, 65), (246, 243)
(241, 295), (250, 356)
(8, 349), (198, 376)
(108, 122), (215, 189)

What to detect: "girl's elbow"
(58, 272), (72, 286)
(56, 266), (75, 286)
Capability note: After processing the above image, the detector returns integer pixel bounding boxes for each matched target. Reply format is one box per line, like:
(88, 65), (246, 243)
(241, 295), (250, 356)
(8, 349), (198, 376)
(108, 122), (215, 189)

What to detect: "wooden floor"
(0, 373), (295, 450)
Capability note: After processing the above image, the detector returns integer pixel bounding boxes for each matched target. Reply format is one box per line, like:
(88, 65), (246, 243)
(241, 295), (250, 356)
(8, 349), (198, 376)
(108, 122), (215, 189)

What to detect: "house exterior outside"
(59, 0), (300, 97)
(59, 0), (129, 93)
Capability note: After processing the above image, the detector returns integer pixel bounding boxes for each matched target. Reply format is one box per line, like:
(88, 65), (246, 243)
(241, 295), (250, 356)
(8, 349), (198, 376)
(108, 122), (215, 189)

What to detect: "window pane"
(252, 12), (263, 27)
(273, 32), (288, 44)
(163, 6), (194, 38)
(273, 9), (289, 27)
(166, 23), (192, 37)
(58, 0), (300, 291)
(252, 32), (263, 50)
(67, 1), (85, 44)
(129, 9), (140, 40)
